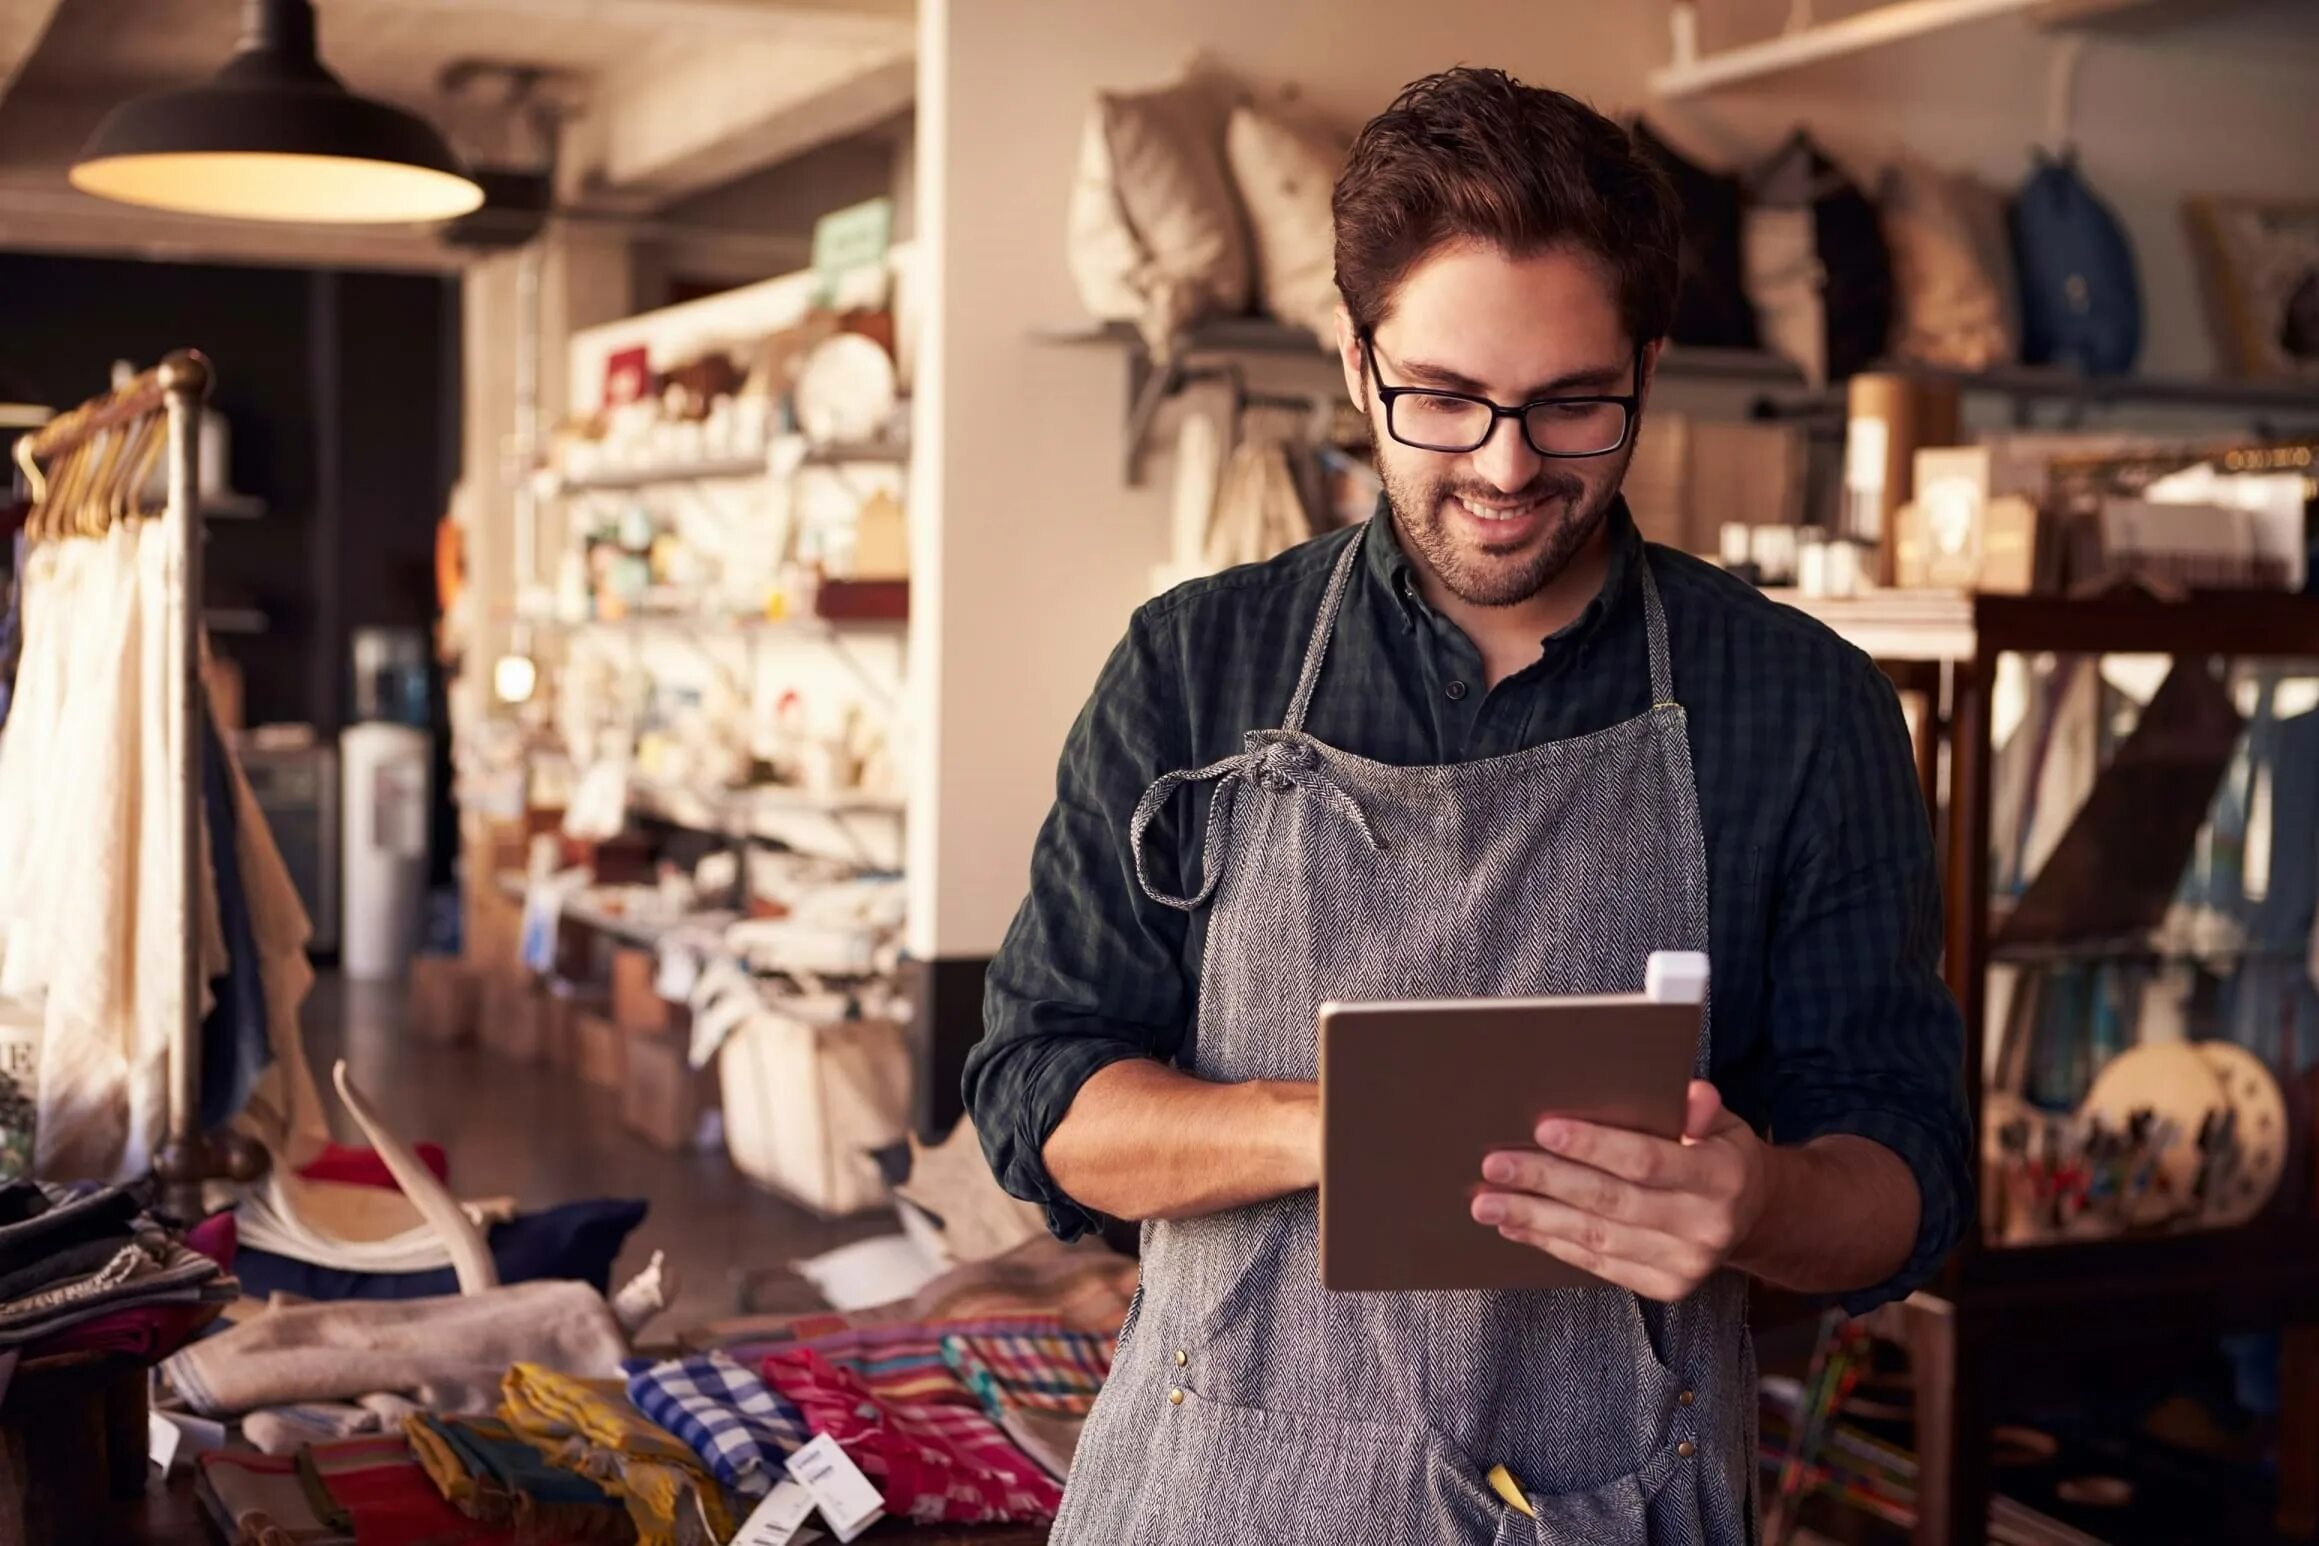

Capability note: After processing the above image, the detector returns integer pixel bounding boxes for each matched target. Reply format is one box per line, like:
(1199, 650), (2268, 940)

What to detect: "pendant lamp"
(69, 0), (483, 224)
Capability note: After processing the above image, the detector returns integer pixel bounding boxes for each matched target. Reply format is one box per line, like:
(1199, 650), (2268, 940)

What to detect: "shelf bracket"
(1123, 343), (1186, 487)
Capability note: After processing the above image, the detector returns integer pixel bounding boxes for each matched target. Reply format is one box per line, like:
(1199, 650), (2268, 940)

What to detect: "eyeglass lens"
(1387, 393), (1629, 457)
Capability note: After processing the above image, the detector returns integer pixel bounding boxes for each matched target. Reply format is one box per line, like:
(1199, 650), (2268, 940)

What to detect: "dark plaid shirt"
(967, 499), (1971, 1313)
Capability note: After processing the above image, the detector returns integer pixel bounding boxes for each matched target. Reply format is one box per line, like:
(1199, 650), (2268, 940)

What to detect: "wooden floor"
(313, 973), (894, 1329)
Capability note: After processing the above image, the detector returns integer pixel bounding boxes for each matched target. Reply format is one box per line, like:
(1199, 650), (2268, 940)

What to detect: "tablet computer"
(1318, 972), (1703, 1293)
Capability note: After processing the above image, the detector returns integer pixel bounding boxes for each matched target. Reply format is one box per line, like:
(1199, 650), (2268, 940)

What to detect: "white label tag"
(784, 1434), (884, 1543)
(148, 1412), (183, 1475)
(730, 1479), (822, 1546)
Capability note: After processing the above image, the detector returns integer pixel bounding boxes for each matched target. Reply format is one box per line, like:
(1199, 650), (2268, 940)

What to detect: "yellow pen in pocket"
(1487, 1464), (1538, 1520)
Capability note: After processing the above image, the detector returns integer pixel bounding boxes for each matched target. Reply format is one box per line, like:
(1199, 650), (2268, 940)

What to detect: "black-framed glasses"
(1361, 332), (1640, 458)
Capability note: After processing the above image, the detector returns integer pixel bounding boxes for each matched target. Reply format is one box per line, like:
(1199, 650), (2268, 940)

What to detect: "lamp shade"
(69, 0), (482, 224)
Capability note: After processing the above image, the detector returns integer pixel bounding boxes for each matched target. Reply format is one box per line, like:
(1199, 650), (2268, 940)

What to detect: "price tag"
(784, 1434), (884, 1543)
(729, 1479), (822, 1546)
(148, 1412), (184, 1475)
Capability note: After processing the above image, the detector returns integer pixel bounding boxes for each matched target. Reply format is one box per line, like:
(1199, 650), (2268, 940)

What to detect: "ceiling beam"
(564, 27), (914, 205)
(0, 0), (66, 103)
(353, 0), (914, 46)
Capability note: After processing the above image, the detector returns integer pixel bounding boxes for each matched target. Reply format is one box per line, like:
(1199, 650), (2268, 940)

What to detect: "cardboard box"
(540, 990), (582, 1071)
(407, 955), (478, 1046)
(622, 1029), (719, 1152)
(611, 948), (671, 1037)
(478, 973), (544, 1064)
(575, 1009), (626, 1091)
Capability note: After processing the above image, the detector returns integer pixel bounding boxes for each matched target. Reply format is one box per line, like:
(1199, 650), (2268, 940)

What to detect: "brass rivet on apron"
(1168, 1388), (1185, 1406)
(1677, 1440), (1697, 1459)
(1173, 1349), (1188, 1367)
(1678, 1390), (1696, 1407)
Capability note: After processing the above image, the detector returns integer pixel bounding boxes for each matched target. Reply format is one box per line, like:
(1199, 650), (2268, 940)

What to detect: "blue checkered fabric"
(623, 1351), (811, 1498)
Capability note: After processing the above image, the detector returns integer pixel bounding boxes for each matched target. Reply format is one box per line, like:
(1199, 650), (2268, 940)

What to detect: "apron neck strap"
(1281, 521), (1680, 733)
(1280, 528), (1366, 735)
(1640, 557), (1676, 709)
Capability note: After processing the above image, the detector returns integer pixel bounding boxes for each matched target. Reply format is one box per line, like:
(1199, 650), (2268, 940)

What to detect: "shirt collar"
(1362, 493), (1644, 649)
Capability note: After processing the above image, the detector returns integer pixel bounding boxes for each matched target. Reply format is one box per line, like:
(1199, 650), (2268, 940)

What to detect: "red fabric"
(187, 1209), (239, 1272)
(761, 1346), (1061, 1526)
(298, 1142), (451, 1190)
(22, 1300), (224, 1362)
(306, 1434), (512, 1545)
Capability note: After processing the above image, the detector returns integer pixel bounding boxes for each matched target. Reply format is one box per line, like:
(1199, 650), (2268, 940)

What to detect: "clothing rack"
(16, 351), (263, 1217)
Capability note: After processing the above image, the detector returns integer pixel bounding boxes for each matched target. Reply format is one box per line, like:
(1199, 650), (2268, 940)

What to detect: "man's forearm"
(1732, 1135), (1919, 1295)
(1041, 1059), (1319, 1223)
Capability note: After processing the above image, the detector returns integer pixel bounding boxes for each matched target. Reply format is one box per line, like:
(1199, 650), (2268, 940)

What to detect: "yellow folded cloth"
(500, 1361), (734, 1545)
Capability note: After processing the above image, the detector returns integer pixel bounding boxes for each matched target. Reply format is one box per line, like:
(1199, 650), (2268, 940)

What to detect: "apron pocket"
(1496, 1441), (1695, 1546)
(1169, 1392), (1503, 1545)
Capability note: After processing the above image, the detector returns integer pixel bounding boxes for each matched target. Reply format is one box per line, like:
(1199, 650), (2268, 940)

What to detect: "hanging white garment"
(27, 525), (147, 1177)
(0, 517), (310, 1183)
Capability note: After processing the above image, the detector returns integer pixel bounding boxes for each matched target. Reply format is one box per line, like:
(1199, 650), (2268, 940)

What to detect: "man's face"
(1337, 241), (1653, 609)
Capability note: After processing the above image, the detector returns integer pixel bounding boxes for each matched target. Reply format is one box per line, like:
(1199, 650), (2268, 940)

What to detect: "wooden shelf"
(630, 781), (904, 839)
(542, 612), (903, 639)
(1648, 0), (2264, 100)
(1771, 586), (2319, 663)
(543, 435), (910, 496)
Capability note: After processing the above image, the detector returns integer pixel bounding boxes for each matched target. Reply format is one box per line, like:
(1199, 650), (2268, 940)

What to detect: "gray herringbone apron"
(1051, 525), (1755, 1546)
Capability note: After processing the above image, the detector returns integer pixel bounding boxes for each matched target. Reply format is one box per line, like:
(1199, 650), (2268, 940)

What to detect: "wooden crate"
(477, 973), (544, 1064)
(540, 991), (582, 1071)
(611, 947), (671, 1036)
(575, 1008), (626, 1091)
(407, 955), (479, 1046)
(622, 1028), (719, 1152)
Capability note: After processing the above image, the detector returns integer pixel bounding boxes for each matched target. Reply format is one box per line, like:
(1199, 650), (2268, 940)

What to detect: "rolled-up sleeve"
(966, 605), (1194, 1241)
(1767, 657), (1974, 1315)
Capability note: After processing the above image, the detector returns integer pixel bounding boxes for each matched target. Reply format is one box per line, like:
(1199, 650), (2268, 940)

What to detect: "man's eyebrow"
(1389, 355), (1631, 399)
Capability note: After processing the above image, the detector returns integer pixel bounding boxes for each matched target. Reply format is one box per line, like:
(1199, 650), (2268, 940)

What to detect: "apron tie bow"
(1129, 738), (1385, 913)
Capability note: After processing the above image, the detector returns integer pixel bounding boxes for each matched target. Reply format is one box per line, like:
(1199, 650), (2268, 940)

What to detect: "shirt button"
(1677, 1440), (1697, 1459)
(1445, 679), (1469, 701)
(1168, 1388), (1185, 1406)
(1173, 1350), (1188, 1367)
(1678, 1390), (1696, 1407)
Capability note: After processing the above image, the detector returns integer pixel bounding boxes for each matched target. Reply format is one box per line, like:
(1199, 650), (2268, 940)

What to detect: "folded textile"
(794, 1317), (1061, 1409)
(243, 1394), (425, 1458)
(940, 1323), (1115, 1419)
(623, 1351), (810, 1499)
(299, 1433), (513, 1545)
(18, 1295), (226, 1362)
(162, 1278), (629, 1417)
(995, 1408), (1085, 1483)
(0, 1240), (228, 1346)
(406, 1414), (636, 1546)
(236, 1198), (650, 1302)
(197, 1449), (353, 1546)
(0, 1231), (141, 1304)
(234, 1171), (519, 1276)
(499, 1362), (733, 1546)
(761, 1345), (1062, 1526)
(0, 1182), (140, 1278)
(299, 1141), (451, 1191)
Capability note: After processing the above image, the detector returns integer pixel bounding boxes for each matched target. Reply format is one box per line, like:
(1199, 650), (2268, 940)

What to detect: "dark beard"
(1379, 461), (1619, 609)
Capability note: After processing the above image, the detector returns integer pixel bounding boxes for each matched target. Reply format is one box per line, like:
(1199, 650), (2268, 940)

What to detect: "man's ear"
(1636, 338), (1664, 410)
(1333, 304), (1366, 412)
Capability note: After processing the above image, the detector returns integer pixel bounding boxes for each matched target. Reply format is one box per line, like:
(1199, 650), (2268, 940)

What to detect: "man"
(967, 68), (1970, 1545)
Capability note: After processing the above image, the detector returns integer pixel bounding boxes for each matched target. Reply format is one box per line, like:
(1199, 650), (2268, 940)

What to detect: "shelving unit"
(1647, 0), (2261, 99)
(1790, 585), (2319, 1545)
(1045, 317), (2319, 484)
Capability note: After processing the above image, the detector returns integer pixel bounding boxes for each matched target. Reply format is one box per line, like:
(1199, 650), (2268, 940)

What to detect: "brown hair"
(1332, 67), (1680, 345)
